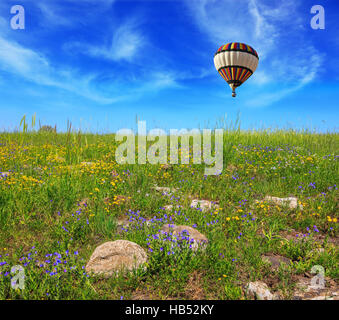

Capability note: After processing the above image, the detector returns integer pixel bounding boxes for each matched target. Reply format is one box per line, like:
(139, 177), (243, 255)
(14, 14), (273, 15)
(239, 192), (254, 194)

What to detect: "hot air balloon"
(214, 42), (259, 97)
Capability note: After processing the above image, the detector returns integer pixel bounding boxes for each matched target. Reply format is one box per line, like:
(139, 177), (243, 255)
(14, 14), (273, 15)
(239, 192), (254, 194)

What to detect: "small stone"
(160, 164), (172, 170)
(85, 240), (148, 278)
(152, 186), (177, 195)
(245, 281), (279, 300)
(190, 199), (218, 212)
(263, 196), (303, 210)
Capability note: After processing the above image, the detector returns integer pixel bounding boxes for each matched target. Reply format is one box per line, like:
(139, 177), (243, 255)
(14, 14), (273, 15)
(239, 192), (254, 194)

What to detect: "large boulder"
(85, 240), (147, 278)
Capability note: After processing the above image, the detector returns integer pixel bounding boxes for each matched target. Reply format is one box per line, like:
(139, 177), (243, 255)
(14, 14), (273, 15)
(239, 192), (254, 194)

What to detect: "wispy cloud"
(184, 0), (322, 107)
(109, 19), (146, 61)
(0, 28), (124, 104)
(64, 18), (146, 62)
(34, 0), (117, 27)
(1, 0), (203, 104)
(35, 2), (74, 27)
(247, 50), (323, 107)
(0, 21), (178, 105)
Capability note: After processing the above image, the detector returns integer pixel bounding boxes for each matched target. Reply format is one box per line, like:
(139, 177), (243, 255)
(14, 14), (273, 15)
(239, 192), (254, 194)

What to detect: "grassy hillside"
(0, 129), (338, 299)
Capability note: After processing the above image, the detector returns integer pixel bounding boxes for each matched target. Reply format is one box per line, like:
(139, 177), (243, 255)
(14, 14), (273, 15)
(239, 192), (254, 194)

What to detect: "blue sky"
(0, 0), (338, 133)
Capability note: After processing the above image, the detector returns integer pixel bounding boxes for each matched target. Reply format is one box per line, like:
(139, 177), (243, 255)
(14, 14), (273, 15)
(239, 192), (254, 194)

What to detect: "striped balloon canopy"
(214, 42), (259, 97)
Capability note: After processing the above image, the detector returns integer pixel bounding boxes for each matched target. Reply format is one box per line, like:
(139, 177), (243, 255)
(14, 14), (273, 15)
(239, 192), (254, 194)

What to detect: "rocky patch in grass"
(261, 254), (292, 271)
(292, 274), (338, 300)
(279, 228), (339, 246)
(184, 271), (206, 299)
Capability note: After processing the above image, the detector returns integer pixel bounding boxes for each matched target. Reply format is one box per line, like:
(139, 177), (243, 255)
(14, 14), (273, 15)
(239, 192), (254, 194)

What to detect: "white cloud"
(245, 47), (323, 107)
(184, 0), (322, 107)
(110, 20), (145, 61)
(138, 71), (182, 91)
(0, 27), (177, 105)
(252, 70), (270, 85)
(0, 37), (51, 83)
(33, 0), (117, 27)
(35, 2), (74, 27)
(0, 32), (124, 104)
(0, 0), (181, 103)
(66, 18), (146, 62)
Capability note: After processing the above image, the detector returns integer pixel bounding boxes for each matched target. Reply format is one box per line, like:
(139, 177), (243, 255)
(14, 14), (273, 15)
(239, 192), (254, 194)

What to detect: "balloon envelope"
(214, 42), (259, 96)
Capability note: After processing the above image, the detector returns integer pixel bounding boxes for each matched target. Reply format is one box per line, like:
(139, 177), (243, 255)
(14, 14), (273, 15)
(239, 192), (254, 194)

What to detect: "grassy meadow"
(0, 121), (338, 300)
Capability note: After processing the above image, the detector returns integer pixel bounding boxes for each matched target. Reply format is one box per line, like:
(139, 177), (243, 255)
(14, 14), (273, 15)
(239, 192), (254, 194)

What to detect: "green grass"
(0, 127), (338, 300)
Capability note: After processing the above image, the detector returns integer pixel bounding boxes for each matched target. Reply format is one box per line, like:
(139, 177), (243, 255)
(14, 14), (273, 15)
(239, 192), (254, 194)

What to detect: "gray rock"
(190, 199), (219, 212)
(152, 186), (177, 196)
(263, 196), (303, 210)
(245, 281), (279, 300)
